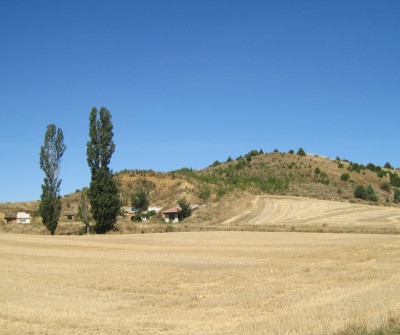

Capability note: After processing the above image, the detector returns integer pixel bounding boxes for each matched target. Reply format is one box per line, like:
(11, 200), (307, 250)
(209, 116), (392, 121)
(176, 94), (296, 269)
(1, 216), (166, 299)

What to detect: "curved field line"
(220, 196), (400, 231)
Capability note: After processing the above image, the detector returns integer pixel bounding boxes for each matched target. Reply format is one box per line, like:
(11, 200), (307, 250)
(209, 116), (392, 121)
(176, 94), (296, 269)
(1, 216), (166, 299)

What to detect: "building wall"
(164, 213), (179, 223)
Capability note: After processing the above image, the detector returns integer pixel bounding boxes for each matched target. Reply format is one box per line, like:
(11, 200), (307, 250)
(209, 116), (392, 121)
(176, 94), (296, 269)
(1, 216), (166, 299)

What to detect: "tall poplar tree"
(39, 124), (66, 235)
(87, 107), (120, 233)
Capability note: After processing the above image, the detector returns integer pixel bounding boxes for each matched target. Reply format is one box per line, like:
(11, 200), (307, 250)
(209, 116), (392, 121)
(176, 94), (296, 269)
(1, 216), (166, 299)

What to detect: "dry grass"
(1, 232), (400, 334)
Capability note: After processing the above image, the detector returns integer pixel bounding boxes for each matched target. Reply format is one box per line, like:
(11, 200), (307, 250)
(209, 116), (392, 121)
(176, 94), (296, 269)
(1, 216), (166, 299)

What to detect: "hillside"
(1, 150), (400, 235)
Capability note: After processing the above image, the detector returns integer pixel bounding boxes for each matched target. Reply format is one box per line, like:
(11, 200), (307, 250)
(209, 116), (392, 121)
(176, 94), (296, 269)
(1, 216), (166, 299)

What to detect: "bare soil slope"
(1, 232), (400, 334)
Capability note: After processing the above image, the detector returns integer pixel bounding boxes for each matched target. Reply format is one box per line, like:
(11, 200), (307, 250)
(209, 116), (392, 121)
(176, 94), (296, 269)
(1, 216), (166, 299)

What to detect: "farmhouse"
(16, 212), (31, 224)
(162, 205), (198, 223)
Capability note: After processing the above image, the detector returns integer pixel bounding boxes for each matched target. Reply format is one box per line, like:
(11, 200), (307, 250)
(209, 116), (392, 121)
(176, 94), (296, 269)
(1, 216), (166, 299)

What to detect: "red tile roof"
(162, 205), (198, 215)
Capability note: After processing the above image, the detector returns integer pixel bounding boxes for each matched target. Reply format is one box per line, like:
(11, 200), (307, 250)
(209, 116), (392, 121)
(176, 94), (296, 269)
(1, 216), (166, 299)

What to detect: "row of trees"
(39, 107), (120, 234)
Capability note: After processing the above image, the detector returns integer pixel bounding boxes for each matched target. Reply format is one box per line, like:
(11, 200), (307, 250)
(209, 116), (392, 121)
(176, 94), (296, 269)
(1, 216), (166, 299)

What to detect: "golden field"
(1, 231), (400, 334)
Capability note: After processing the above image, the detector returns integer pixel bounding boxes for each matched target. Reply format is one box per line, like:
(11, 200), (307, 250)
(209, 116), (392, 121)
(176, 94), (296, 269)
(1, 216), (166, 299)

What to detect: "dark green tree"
(297, 147), (306, 156)
(39, 124), (66, 235)
(87, 107), (121, 234)
(366, 185), (378, 202)
(131, 188), (150, 212)
(384, 162), (393, 169)
(354, 184), (368, 200)
(178, 198), (192, 221)
(394, 189), (400, 203)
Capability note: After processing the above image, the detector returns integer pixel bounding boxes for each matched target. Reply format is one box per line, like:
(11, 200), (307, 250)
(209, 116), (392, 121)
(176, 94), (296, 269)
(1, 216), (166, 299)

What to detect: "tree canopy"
(39, 124), (66, 235)
(87, 107), (120, 234)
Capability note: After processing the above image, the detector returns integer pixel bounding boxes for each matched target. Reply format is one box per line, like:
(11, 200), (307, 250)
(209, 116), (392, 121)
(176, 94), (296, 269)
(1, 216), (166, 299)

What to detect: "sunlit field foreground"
(1, 232), (400, 334)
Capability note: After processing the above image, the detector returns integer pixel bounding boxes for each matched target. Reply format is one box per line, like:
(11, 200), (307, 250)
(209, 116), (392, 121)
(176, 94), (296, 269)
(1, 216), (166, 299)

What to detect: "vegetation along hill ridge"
(1, 149), (400, 235)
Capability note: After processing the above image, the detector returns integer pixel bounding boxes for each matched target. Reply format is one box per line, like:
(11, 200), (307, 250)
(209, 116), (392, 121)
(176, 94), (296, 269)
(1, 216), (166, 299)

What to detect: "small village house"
(16, 212), (31, 224)
(162, 205), (198, 223)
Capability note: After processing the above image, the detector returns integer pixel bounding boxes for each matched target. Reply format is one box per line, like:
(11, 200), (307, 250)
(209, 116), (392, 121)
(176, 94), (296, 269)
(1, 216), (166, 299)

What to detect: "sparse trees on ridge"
(87, 107), (121, 234)
(39, 124), (66, 235)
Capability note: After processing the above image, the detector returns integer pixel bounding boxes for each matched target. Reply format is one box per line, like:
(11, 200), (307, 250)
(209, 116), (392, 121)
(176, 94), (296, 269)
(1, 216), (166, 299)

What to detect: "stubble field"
(1, 231), (400, 334)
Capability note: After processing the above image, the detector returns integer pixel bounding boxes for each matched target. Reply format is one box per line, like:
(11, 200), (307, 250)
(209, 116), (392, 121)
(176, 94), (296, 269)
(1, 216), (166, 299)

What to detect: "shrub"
(226, 156), (233, 163)
(146, 210), (157, 219)
(199, 185), (211, 201)
(273, 148), (279, 153)
(341, 173), (350, 181)
(380, 182), (391, 193)
(318, 172), (330, 185)
(354, 184), (368, 200)
(288, 149), (294, 154)
(314, 167), (321, 174)
(366, 163), (376, 172)
(367, 185), (378, 202)
(384, 162), (393, 169)
(348, 163), (361, 173)
(211, 160), (222, 167)
(297, 147), (306, 156)
(248, 149), (259, 156)
(377, 170), (387, 178)
(217, 188), (227, 198)
(394, 189), (400, 202)
(389, 172), (400, 187)
(338, 162), (344, 168)
(178, 198), (192, 221)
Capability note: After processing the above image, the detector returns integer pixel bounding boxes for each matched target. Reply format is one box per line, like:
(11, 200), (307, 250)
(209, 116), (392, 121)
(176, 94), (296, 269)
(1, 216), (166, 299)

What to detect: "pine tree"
(87, 107), (120, 233)
(354, 184), (368, 200)
(297, 147), (306, 156)
(39, 124), (66, 235)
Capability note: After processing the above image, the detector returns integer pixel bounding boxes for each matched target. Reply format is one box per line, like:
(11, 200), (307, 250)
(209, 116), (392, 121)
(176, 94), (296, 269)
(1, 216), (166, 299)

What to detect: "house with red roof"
(162, 205), (198, 223)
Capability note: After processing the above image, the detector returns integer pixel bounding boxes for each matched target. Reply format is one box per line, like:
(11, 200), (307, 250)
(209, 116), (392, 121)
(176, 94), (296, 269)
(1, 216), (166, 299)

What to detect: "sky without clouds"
(0, 0), (399, 202)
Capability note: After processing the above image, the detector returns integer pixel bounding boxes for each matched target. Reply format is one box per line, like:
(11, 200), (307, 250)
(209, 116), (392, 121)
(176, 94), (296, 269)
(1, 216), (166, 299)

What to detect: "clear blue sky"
(1, 0), (399, 202)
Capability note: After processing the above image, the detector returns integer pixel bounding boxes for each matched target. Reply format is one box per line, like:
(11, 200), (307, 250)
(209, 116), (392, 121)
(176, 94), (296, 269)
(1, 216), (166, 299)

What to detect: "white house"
(16, 212), (31, 224)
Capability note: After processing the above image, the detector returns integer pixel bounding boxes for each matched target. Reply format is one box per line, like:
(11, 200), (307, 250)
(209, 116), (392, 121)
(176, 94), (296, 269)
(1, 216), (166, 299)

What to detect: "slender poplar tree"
(39, 124), (66, 235)
(87, 107), (120, 233)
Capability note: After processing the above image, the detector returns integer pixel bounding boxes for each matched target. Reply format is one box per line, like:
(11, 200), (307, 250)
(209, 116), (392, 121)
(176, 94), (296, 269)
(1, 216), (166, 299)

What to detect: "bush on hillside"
(341, 173), (350, 181)
(354, 184), (368, 200)
(380, 182), (391, 193)
(384, 162), (393, 169)
(199, 185), (211, 201)
(211, 160), (222, 167)
(297, 147), (306, 156)
(389, 172), (400, 187)
(288, 149), (294, 154)
(377, 170), (387, 178)
(367, 185), (378, 202)
(394, 189), (400, 203)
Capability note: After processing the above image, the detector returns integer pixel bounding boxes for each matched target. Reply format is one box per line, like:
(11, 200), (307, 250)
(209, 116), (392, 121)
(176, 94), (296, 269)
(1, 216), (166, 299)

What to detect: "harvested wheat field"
(217, 195), (400, 234)
(1, 232), (400, 334)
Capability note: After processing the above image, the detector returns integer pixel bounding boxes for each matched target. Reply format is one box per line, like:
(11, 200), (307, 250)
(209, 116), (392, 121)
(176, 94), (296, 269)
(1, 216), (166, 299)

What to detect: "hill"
(1, 150), (400, 234)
